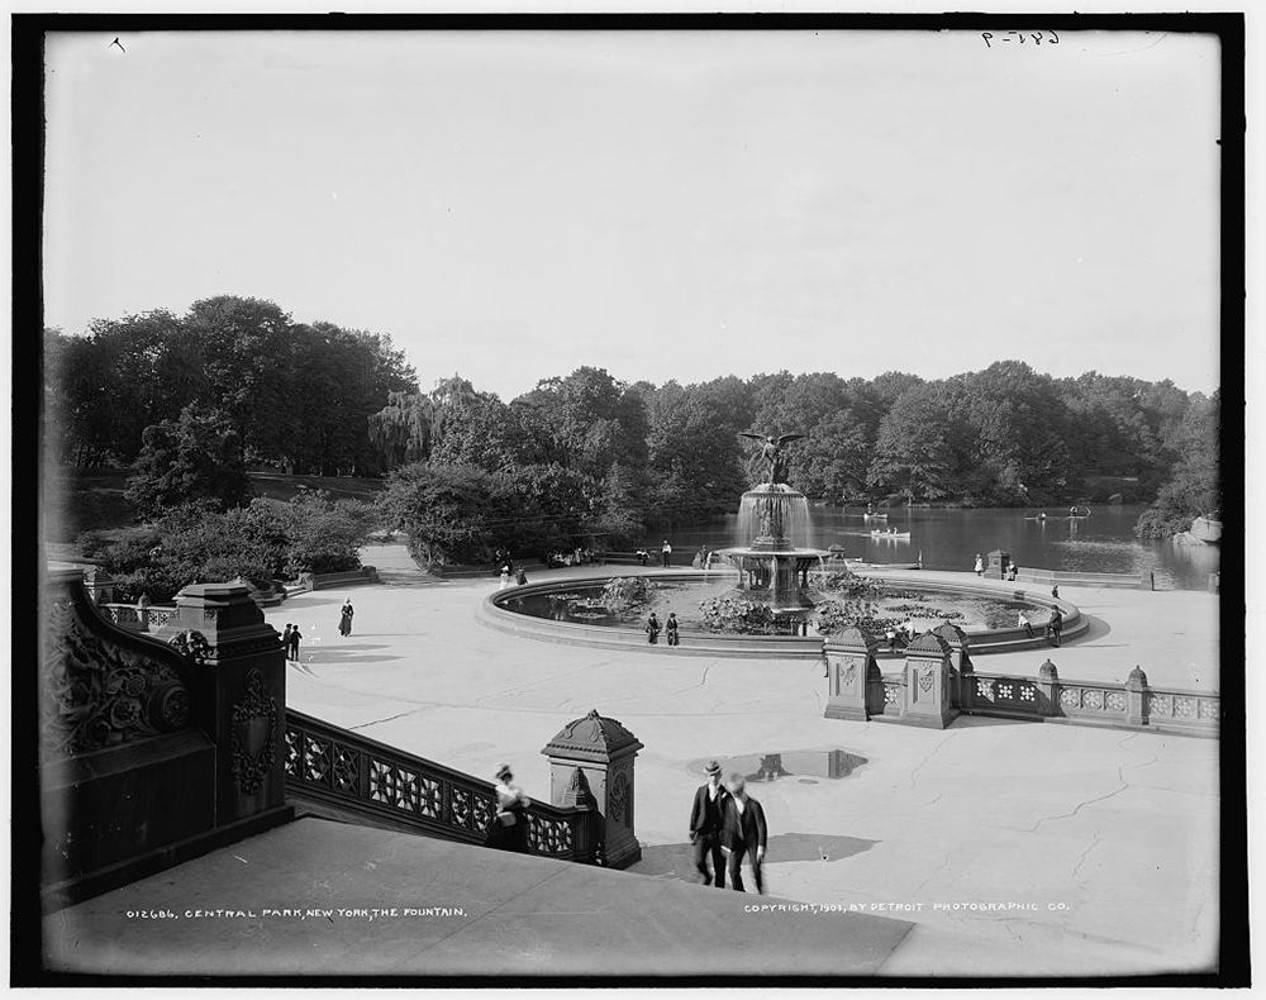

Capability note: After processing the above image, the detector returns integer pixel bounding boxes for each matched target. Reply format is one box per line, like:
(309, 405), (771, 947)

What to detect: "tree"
(124, 405), (253, 520)
(867, 384), (967, 501)
(646, 380), (749, 522)
(367, 390), (434, 469)
(1136, 391), (1220, 538)
(378, 463), (504, 568)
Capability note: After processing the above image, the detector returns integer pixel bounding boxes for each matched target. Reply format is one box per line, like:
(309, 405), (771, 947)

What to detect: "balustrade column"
(153, 582), (289, 827)
(1125, 666), (1149, 727)
(541, 710), (644, 869)
(901, 632), (959, 729)
(823, 627), (879, 722)
(1037, 659), (1059, 716)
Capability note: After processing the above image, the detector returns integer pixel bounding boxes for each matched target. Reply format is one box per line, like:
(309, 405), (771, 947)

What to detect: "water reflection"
(701, 749), (869, 782)
(648, 504), (1219, 591)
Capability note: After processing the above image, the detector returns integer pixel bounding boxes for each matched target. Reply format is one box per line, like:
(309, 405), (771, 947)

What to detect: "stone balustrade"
(285, 707), (642, 868)
(98, 602), (177, 633)
(825, 626), (1218, 737)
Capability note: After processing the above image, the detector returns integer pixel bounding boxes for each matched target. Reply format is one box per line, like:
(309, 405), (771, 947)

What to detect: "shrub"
(600, 576), (656, 611)
(82, 494), (370, 602)
(697, 596), (779, 635)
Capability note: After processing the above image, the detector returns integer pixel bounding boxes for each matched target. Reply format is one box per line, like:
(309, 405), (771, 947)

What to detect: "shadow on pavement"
(632, 833), (878, 882)
(303, 642), (402, 664)
(950, 714), (1042, 728)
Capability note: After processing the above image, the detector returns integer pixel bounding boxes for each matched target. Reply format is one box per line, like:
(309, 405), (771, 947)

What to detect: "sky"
(43, 28), (1222, 399)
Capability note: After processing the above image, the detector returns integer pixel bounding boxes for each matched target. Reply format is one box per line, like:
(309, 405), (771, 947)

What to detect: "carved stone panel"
(43, 598), (192, 758)
(229, 668), (278, 794)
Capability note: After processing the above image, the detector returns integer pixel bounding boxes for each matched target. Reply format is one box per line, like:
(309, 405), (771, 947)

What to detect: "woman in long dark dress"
(485, 764), (531, 853)
(338, 600), (354, 636)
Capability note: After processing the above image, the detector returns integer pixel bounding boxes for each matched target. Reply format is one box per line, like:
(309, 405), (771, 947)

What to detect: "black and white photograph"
(14, 9), (1246, 987)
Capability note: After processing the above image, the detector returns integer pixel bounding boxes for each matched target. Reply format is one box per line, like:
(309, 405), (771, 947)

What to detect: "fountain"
(717, 433), (829, 626)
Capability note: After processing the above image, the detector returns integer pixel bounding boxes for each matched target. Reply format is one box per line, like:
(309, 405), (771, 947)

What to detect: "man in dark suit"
(721, 773), (767, 894)
(688, 760), (729, 887)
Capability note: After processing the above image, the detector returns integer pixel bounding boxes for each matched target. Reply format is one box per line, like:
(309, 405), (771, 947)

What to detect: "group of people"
(973, 552), (1020, 581)
(688, 761), (768, 893)
(631, 541), (676, 568)
(281, 623), (302, 661)
(279, 598), (357, 663)
(547, 547), (598, 569)
(1017, 603), (1063, 645)
(645, 611), (680, 646)
(883, 618), (919, 652)
(498, 563), (529, 589)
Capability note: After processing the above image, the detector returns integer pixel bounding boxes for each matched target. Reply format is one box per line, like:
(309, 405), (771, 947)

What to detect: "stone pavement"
(44, 816), (914, 977)
(247, 546), (1221, 975)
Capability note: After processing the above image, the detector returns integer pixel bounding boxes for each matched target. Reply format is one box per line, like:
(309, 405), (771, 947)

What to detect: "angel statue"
(740, 432), (806, 485)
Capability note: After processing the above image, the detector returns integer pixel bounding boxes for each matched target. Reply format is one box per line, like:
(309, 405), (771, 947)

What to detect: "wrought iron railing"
(284, 709), (603, 864)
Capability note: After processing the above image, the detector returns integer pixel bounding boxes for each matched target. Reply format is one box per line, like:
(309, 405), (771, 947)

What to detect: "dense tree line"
(44, 297), (1218, 567)
(368, 362), (1219, 562)
(45, 295), (417, 475)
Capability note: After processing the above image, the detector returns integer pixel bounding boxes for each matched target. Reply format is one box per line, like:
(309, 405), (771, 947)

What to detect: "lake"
(644, 504), (1219, 592)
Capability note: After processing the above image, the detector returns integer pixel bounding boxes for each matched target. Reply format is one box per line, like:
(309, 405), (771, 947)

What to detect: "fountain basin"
(479, 569), (1087, 659)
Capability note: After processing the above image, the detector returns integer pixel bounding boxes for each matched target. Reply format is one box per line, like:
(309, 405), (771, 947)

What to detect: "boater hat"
(705, 760), (722, 776)
(495, 763), (513, 781)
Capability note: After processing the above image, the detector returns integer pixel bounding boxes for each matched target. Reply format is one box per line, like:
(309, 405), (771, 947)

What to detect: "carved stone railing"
(284, 709), (603, 865)
(969, 673), (1045, 718)
(879, 674), (904, 718)
(41, 571), (293, 910)
(98, 603), (178, 634)
(1146, 688), (1221, 727)
(959, 663), (1218, 736)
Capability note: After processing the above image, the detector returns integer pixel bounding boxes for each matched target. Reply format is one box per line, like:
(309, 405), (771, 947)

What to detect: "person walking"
(288, 624), (302, 661)
(282, 624), (294, 659)
(645, 612), (662, 645)
(661, 540), (673, 568)
(499, 564), (512, 590)
(689, 760), (729, 888)
(1047, 606), (1064, 647)
(485, 764), (531, 853)
(515, 567), (529, 586)
(721, 773), (767, 894)
(973, 553), (984, 577)
(338, 600), (354, 637)
(665, 612), (680, 646)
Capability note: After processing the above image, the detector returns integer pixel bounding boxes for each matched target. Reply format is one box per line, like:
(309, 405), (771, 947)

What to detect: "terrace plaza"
(44, 544), (1220, 978)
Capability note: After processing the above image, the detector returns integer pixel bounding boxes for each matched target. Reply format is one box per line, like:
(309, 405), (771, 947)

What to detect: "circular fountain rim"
(477, 568), (1087, 659)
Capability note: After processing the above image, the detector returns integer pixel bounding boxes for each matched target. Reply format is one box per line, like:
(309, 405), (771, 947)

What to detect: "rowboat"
(1068, 505), (1092, 518)
(871, 530), (911, 540)
(863, 512), (889, 522)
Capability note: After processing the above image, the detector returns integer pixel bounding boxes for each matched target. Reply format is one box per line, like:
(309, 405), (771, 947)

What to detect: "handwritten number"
(982, 28), (1059, 49)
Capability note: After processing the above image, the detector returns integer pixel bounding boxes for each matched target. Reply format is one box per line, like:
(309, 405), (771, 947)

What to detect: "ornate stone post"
(1037, 659), (1059, 716)
(541, 710), (644, 869)
(933, 623), (970, 709)
(82, 566), (116, 605)
(153, 582), (288, 828)
(1125, 666), (1149, 727)
(824, 627), (879, 721)
(901, 632), (959, 729)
